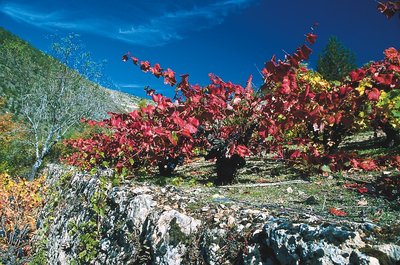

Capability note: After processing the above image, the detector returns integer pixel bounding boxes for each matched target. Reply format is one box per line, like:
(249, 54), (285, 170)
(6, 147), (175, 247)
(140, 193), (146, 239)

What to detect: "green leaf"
(172, 131), (179, 142)
(391, 110), (400, 118)
(321, 164), (332, 173)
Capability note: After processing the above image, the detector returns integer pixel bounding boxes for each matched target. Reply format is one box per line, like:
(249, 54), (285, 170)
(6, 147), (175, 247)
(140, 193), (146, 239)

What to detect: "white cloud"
(2, 4), (62, 27)
(0, 3), (105, 32)
(118, 83), (145, 89)
(1, 0), (256, 46)
(116, 0), (255, 46)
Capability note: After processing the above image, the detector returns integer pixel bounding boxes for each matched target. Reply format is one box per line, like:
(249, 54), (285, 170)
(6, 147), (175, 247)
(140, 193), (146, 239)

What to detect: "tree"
(316, 36), (357, 81)
(18, 34), (108, 180)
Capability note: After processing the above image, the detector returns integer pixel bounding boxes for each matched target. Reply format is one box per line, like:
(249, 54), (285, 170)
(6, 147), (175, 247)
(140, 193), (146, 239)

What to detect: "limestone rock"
(35, 165), (400, 265)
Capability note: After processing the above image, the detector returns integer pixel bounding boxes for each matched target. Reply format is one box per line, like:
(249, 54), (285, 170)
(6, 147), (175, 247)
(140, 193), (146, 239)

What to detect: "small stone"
(100, 239), (111, 252)
(227, 216), (235, 226)
(304, 214), (320, 223)
(212, 194), (224, 199)
(286, 187), (293, 193)
(163, 205), (172, 211)
(214, 211), (224, 219)
(201, 206), (210, 212)
(362, 222), (377, 231)
(230, 205), (240, 211)
(132, 186), (152, 194)
(236, 224), (244, 232)
(240, 218), (249, 224)
(243, 209), (261, 215)
(298, 190), (305, 196)
(61, 242), (71, 251)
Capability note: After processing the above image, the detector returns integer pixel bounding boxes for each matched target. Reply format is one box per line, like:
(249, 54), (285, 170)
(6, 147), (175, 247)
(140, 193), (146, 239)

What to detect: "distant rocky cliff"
(104, 88), (140, 113)
(33, 165), (400, 264)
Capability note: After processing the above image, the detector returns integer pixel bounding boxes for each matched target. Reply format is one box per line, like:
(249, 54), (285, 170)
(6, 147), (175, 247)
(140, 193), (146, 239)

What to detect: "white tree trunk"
(29, 157), (43, 181)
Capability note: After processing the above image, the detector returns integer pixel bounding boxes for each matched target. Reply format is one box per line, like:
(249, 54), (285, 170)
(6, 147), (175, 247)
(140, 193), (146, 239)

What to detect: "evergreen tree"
(316, 36), (357, 81)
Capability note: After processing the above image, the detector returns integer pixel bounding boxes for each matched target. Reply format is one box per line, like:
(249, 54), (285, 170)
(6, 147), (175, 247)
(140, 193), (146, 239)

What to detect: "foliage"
(21, 34), (113, 180)
(0, 99), (17, 143)
(64, 8), (400, 184)
(0, 27), (128, 116)
(0, 28), (50, 114)
(0, 99), (32, 176)
(347, 47), (400, 146)
(0, 99), (18, 172)
(0, 173), (46, 264)
(48, 122), (108, 163)
(316, 36), (357, 81)
(65, 33), (317, 183)
(0, 27), (138, 178)
(65, 94), (203, 176)
(345, 173), (400, 204)
(0, 30), (112, 179)
(378, 1), (400, 19)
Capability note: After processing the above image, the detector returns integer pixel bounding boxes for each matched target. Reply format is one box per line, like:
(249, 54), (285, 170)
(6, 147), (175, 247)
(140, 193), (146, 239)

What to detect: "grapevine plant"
(64, 31), (400, 184)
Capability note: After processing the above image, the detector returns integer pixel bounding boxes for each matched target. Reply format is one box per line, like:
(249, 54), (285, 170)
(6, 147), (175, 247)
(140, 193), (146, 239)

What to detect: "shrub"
(0, 173), (46, 264)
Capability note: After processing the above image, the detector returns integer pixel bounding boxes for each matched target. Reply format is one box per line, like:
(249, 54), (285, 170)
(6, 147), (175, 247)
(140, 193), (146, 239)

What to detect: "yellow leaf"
(356, 86), (365, 96)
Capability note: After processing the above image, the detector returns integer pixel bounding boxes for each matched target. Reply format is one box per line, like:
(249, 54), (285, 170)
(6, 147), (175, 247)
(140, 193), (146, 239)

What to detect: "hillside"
(0, 27), (142, 177)
(0, 27), (140, 115)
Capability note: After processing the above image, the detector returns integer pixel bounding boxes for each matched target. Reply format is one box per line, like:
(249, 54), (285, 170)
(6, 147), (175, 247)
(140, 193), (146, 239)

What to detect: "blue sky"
(1, 0), (400, 98)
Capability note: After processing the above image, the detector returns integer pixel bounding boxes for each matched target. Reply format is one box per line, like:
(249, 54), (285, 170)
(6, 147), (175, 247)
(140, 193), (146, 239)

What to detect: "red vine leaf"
(306, 33), (317, 45)
(329, 208), (347, 217)
(367, 88), (381, 101)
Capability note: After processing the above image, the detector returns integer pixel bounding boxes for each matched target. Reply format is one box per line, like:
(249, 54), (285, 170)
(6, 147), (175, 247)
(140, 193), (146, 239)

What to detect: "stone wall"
(34, 165), (400, 264)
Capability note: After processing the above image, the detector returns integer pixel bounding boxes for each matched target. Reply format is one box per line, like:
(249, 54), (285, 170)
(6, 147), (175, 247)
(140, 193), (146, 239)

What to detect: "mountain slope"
(0, 27), (139, 115)
(0, 27), (141, 176)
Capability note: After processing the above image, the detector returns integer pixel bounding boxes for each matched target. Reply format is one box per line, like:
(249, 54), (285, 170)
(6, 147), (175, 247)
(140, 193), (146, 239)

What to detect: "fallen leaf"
(358, 186), (369, 194)
(357, 199), (368, 206)
(329, 207), (347, 217)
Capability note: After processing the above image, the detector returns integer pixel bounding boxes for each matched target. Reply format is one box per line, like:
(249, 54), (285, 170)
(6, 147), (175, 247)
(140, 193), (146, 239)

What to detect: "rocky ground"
(32, 160), (400, 264)
(138, 154), (400, 229)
